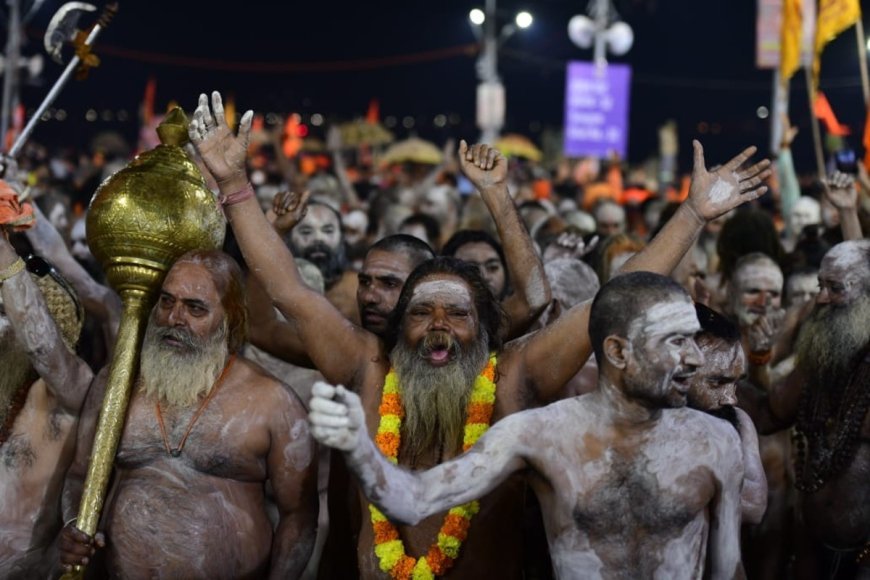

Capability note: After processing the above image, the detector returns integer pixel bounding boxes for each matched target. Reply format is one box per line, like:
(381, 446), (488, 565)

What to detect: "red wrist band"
(218, 183), (255, 207)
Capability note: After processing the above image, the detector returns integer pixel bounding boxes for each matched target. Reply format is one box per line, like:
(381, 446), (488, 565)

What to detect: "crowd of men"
(0, 89), (867, 579)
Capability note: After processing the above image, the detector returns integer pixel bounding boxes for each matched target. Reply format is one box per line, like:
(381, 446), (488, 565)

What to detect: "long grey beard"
(0, 335), (36, 425)
(139, 318), (229, 409)
(390, 330), (489, 463)
(794, 293), (870, 393)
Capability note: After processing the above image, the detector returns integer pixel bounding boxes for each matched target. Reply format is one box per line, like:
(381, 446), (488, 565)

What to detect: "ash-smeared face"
(687, 338), (745, 412)
(730, 261), (783, 326)
(401, 276), (479, 368)
(624, 297), (704, 408)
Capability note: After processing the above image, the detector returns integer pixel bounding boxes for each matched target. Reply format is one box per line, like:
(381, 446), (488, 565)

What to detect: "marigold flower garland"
(371, 353), (498, 580)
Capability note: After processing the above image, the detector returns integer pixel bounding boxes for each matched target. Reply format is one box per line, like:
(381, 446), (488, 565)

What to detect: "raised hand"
(309, 381), (365, 453)
(822, 171), (858, 211)
(686, 141), (772, 222)
(780, 113), (798, 150)
(188, 91), (254, 188)
(745, 307), (785, 355)
(268, 190), (310, 234)
(458, 140), (508, 192)
(542, 232), (599, 263)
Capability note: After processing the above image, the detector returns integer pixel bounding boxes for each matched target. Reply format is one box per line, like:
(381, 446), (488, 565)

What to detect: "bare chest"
(116, 391), (269, 482)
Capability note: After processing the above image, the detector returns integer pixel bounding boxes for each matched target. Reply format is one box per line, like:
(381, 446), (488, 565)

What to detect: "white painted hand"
(686, 141), (772, 222)
(309, 381), (365, 452)
(822, 171), (858, 211)
(187, 91), (254, 185)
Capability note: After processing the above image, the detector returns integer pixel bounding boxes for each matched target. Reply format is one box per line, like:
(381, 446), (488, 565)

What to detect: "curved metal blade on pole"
(7, 2), (117, 158)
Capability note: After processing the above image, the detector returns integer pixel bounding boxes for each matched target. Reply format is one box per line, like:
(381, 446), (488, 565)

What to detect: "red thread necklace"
(155, 354), (236, 457)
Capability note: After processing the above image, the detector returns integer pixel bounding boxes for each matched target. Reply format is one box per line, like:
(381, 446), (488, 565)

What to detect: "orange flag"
(813, 0), (860, 88)
(142, 77), (156, 126)
(780, 0), (803, 81)
(366, 99), (379, 124)
(814, 92), (851, 136)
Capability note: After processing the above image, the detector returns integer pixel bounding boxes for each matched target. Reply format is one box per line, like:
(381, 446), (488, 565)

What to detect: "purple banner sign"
(564, 62), (631, 159)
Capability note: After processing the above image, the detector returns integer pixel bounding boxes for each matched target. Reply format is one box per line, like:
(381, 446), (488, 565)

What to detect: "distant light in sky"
(516, 11), (533, 29)
(85, 109), (97, 122)
(310, 113), (324, 126)
(469, 9), (485, 25)
(756, 106), (769, 119)
(434, 114), (447, 127)
(402, 116), (415, 129)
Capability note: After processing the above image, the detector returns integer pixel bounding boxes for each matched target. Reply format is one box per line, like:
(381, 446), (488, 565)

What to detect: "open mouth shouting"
(420, 331), (457, 367)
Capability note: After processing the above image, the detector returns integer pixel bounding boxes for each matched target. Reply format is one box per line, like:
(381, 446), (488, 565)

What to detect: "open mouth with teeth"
(421, 333), (456, 366)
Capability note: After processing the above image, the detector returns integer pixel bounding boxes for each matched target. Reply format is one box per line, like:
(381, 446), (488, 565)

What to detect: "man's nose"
(683, 339), (704, 368)
(816, 287), (831, 305)
(429, 310), (449, 330)
(721, 385), (738, 407)
(166, 304), (187, 327)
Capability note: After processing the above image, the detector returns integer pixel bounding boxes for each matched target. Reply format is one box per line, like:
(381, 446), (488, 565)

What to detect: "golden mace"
(62, 108), (225, 579)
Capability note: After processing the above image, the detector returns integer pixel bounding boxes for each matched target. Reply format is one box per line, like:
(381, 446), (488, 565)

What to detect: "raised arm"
(188, 91), (378, 388)
(823, 171), (863, 241)
(25, 203), (121, 335)
(459, 141), (551, 337)
(621, 141), (771, 277)
(267, 383), (318, 579)
(309, 382), (529, 525)
(0, 234), (92, 413)
(514, 143), (772, 403)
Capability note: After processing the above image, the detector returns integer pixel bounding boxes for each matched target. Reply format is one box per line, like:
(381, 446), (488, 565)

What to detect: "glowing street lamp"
(568, 0), (633, 66)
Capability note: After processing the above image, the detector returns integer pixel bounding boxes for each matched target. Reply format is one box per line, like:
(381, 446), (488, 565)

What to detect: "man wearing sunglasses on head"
(0, 182), (90, 578)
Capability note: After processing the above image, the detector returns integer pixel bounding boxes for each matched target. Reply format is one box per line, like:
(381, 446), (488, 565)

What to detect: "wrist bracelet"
(218, 183), (255, 207)
(748, 350), (772, 366)
(0, 257), (24, 284)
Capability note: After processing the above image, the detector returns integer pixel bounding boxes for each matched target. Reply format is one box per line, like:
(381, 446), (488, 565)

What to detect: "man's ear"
(603, 335), (629, 369)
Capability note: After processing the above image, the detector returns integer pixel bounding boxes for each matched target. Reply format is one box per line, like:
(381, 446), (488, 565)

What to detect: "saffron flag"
(813, 0), (861, 88)
(780, 0), (803, 81)
(814, 92), (851, 136)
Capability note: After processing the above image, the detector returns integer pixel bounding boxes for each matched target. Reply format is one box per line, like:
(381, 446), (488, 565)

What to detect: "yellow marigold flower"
(463, 424), (489, 445)
(369, 505), (388, 523)
(412, 557), (434, 580)
(437, 533), (462, 559)
(380, 414), (402, 434)
(374, 540), (405, 571)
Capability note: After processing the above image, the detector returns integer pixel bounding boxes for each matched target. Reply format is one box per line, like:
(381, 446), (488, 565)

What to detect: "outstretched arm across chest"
(309, 382), (532, 525)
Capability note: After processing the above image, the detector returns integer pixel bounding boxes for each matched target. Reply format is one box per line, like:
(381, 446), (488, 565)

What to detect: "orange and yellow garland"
(371, 354), (498, 579)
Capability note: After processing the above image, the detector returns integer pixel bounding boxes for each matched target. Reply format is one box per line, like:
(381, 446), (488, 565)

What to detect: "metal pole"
(804, 67), (827, 180)
(8, 21), (105, 158)
(593, 0), (608, 67)
(1, 0), (21, 148)
(770, 69), (789, 156)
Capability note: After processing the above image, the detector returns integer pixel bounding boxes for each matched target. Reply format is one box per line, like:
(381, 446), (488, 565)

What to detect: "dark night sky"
(7, 0), (870, 170)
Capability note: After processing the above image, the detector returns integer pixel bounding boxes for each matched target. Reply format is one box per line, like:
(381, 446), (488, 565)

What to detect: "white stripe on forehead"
(735, 264), (783, 288)
(628, 300), (699, 338)
(411, 279), (472, 303)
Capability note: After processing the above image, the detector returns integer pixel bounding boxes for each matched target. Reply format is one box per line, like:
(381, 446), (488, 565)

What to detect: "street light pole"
(476, 0), (503, 144)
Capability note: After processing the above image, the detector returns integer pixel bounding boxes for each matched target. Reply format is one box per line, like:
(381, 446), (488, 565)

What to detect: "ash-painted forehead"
(410, 278), (472, 306)
(734, 263), (783, 290)
(629, 298), (699, 339)
(823, 242), (869, 273)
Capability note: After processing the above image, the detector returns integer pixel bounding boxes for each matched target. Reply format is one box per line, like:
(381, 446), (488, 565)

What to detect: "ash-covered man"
(310, 272), (746, 579)
(747, 239), (870, 578)
(0, 217), (88, 578)
(189, 90), (769, 578)
(59, 249), (317, 579)
(688, 303), (767, 524)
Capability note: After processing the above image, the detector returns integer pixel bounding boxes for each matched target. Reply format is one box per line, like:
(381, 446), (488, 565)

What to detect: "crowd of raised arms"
(0, 90), (867, 580)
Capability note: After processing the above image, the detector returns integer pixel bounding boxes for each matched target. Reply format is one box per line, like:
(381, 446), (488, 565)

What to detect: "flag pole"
(804, 67), (827, 179)
(856, 18), (870, 105)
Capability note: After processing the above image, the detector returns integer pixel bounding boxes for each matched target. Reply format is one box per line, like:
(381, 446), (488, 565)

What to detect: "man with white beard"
(744, 240), (870, 578)
(0, 225), (87, 578)
(59, 249), (318, 579)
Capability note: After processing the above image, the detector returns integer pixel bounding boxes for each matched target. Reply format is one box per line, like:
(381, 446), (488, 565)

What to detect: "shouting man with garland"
(310, 272), (747, 578)
(189, 90), (770, 578)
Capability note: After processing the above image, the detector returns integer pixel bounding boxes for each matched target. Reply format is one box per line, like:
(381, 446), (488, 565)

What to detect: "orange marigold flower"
(466, 402), (493, 424)
(426, 546), (451, 574)
(379, 393), (404, 417)
(441, 514), (470, 541)
(391, 555), (416, 579)
(481, 361), (495, 382)
(373, 521), (400, 544)
(375, 432), (400, 457)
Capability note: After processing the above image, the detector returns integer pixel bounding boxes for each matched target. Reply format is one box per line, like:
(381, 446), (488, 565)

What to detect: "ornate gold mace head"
(86, 107), (225, 295)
